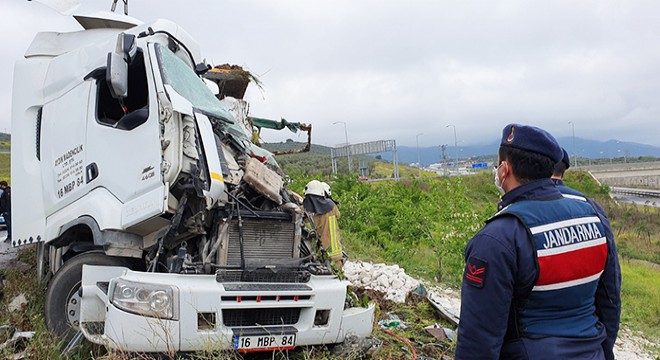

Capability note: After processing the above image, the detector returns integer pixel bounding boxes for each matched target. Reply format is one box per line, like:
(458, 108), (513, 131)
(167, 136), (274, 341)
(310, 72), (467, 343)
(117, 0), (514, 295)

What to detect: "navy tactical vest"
(552, 178), (588, 199)
(493, 196), (608, 338)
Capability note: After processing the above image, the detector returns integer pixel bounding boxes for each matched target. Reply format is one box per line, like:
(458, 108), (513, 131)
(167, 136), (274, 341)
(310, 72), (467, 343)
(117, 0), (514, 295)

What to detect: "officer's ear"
(500, 160), (512, 180)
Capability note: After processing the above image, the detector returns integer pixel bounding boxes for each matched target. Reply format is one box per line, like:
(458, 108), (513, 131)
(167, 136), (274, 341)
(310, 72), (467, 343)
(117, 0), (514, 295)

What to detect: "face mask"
(494, 163), (506, 195)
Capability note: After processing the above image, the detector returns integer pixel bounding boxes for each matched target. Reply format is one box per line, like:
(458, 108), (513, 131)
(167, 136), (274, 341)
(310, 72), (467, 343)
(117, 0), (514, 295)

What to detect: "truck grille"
(216, 269), (310, 283)
(226, 214), (296, 267)
(81, 321), (105, 335)
(222, 308), (301, 326)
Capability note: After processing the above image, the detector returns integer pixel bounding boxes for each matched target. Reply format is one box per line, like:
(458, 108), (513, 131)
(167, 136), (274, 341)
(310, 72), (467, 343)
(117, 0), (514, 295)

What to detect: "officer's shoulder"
(474, 216), (522, 242)
(557, 184), (587, 197)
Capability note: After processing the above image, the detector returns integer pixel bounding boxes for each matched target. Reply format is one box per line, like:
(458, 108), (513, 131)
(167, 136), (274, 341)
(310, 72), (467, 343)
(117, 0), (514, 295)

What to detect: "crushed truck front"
(80, 265), (374, 352)
(11, 11), (373, 353)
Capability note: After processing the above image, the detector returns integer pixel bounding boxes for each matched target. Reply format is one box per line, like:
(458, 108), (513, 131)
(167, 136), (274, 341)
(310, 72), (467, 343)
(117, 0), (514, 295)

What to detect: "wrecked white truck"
(10, 9), (373, 353)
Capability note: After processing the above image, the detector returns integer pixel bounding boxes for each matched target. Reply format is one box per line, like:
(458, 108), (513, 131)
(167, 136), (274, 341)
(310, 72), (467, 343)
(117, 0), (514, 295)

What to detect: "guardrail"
(610, 187), (660, 198)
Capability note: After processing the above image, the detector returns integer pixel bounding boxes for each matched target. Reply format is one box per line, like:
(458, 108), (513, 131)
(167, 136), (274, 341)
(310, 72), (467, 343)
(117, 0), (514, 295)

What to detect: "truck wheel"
(44, 251), (133, 341)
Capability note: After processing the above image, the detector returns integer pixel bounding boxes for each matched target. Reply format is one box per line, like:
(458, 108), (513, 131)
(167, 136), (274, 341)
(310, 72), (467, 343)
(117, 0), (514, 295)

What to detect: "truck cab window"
(96, 50), (149, 129)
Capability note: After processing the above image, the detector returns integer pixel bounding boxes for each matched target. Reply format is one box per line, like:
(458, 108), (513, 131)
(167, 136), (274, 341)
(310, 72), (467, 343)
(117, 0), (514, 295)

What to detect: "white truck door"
(84, 49), (165, 229)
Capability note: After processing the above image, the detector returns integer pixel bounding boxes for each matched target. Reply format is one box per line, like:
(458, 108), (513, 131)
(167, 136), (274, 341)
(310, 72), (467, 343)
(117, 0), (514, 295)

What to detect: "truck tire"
(44, 251), (134, 341)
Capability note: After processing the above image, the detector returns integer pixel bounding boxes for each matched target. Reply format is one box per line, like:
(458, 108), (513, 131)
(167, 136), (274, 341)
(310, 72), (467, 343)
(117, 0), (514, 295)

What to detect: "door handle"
(86, 163), (99, 183)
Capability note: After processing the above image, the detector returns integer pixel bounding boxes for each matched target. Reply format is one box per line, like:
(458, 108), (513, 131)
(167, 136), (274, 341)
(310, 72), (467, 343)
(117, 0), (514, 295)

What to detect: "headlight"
(110, 279), (179, 320)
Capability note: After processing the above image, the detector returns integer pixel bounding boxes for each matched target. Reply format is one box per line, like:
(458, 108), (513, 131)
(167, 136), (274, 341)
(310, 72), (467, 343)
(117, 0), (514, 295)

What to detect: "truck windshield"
(155, 44), (252, 141)
(155, 43), (280, 168)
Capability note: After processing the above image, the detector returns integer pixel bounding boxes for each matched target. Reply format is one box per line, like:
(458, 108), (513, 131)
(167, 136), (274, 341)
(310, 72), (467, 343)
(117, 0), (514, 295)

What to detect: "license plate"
(233, 333), (296, 352)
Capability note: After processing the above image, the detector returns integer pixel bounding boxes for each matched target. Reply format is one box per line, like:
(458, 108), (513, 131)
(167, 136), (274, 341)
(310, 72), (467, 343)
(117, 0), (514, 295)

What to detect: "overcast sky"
(2, 0), (660, 148)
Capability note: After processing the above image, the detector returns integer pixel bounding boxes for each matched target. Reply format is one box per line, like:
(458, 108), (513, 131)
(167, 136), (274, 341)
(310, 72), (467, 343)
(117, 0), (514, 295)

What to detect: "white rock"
(377, 274), (390, 288)
(391, 278), (405, 289)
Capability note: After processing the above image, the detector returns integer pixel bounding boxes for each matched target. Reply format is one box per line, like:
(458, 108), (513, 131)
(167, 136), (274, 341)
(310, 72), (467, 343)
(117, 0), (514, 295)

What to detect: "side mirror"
(106, 32), (137, 99)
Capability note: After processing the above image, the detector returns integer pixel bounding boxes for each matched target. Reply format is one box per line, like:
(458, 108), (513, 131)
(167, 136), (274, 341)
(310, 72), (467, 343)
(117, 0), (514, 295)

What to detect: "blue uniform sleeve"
(591, 200), (621, 360)
(455, 219), (530, 360)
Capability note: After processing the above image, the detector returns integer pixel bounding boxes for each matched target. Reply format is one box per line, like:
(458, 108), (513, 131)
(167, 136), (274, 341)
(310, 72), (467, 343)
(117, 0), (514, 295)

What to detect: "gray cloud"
(2, 0), (660, 149)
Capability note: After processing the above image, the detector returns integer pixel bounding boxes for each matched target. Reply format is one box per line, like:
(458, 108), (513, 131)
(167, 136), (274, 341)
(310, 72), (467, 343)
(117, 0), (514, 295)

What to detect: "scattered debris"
(352, 287), (396, 312)
(0, 325), (13, 340)
(344, 261), (462, 330)
(7, 293), (27, 313)
(203, 64), (259, 100)
(61, 330), (84, 357)
(0, 325), (34, 355)
(425, 324), (456, 342)
(378, 313), (407, 329)
(380, 328), (417, 359)
(427, 287), (461, 327)
(331, 335), (383, 359)
(411, 284), (428, 297)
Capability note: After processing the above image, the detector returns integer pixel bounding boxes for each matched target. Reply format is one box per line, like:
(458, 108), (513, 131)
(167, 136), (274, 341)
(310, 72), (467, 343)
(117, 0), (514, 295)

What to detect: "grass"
(0, 247), (100, 359)
(0, 153), (9, 183)
(0, 246), (455, 359)
(619, 260), (660, 341)
(1, 156), (659, 357)
(339, 166), (660, 348)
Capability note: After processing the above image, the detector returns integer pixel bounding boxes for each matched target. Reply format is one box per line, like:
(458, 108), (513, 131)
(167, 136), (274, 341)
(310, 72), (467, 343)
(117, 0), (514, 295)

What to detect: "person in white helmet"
(302, 180), (344, 269)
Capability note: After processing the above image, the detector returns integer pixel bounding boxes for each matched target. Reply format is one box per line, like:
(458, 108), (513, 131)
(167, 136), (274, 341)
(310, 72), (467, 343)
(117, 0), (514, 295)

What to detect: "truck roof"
(25, 16), (201, 66)
(74, 11), (142, 30)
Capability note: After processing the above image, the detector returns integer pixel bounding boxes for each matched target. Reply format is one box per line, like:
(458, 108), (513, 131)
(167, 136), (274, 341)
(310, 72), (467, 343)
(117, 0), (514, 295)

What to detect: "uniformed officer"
(302, 180), (345, 269)
(455, 124), (621, 359)
(552, 148), (571, 182)
(551, 147), (622, 359)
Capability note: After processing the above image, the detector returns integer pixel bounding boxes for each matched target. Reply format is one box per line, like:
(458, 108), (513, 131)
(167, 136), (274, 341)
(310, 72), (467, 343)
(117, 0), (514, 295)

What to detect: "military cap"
(500, 123), (563, 163)
(560, 148), (570, 169)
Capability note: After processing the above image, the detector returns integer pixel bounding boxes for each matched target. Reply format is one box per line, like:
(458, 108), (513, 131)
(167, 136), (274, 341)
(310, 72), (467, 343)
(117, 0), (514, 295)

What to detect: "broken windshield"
(155, 43), (280, 169)
(155, 44), (254, 143)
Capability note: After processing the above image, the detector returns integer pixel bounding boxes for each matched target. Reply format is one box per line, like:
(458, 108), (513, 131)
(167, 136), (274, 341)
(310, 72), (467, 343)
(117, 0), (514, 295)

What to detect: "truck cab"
(11, 10), (373, 353)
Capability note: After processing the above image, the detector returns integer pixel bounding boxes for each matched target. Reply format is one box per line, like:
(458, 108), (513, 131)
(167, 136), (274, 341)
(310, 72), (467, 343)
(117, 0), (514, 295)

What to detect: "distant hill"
(5, 131), (655, 170)
(263, 141), (332, 156)
(379, 137), (660, 166)
(264, 141), (388, 177)
(0, 132), (10, 152)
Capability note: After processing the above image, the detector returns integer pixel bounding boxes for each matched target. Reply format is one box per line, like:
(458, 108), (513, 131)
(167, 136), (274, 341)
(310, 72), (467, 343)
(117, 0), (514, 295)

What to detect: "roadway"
(0, 228), (18, 268)
(584, 161), (660, 189)
(610, 188), (660, 208)
(584, 163), (660, 207)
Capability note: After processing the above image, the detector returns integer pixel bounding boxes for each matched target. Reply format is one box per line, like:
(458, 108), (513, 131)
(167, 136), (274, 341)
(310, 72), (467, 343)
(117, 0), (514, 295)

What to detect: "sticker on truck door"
(54, 144), (85, 198)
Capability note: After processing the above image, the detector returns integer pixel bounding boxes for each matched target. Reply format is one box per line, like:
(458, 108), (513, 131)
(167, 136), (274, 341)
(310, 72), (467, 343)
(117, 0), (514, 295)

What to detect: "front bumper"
(79, 265), (374, 352)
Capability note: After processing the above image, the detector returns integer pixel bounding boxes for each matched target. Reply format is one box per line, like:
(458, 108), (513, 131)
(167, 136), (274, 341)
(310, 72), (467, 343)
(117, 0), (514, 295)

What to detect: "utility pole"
(440, 144), (448, 176)
(416, 133), (423, 178)
(568, 121), (577, 168)
(446, 125), (458, 171)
